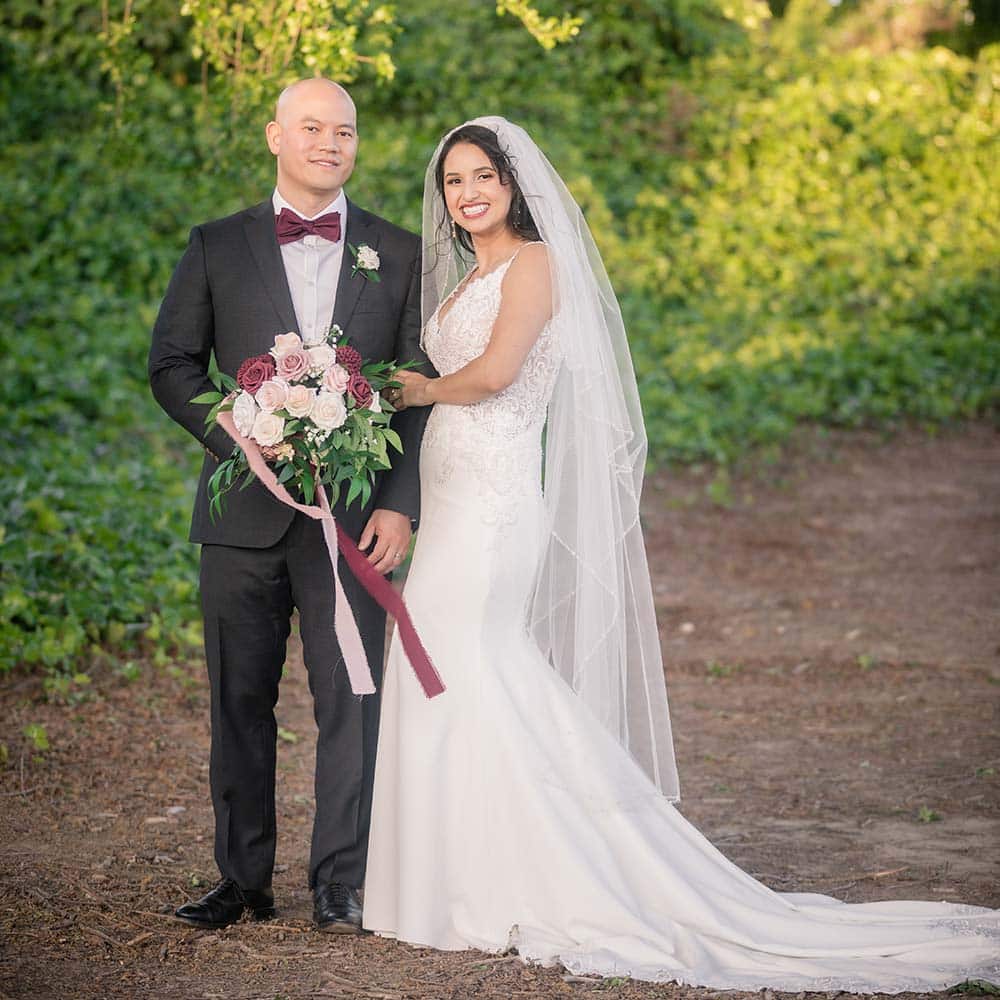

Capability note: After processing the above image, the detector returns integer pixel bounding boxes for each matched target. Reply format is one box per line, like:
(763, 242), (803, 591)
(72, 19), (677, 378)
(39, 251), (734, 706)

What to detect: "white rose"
(232, 391), (259, 437)
(311, 390), (347, 430)
(307, 343), (337, 373)
(270, 331), (303, 360)
(285, 383), (317, 418)
(357, 245), (380, 271)
(322, 363), (350, 394)
(251, 411), (285, 447)
(255, 377), (290, 413)
(368, 390), (381, 413)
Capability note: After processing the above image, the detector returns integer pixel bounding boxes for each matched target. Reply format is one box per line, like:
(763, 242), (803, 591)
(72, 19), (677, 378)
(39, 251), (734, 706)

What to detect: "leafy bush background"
(1, 0), (997, 676)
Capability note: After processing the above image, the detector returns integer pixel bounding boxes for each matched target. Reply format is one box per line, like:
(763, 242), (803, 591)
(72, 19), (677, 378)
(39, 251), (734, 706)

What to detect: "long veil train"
(362, 116), (1000, 992)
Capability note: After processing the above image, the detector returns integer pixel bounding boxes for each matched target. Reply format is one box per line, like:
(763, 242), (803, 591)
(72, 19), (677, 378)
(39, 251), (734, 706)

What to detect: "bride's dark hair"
(434, 124), (541, 254)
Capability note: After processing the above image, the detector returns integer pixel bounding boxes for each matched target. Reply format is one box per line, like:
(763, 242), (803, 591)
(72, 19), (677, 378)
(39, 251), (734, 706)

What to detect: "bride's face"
(442, 141), (514, 241)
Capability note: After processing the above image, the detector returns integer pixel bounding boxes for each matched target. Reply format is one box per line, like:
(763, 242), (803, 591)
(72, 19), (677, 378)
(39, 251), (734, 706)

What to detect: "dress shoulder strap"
(498, 240), (546, 275)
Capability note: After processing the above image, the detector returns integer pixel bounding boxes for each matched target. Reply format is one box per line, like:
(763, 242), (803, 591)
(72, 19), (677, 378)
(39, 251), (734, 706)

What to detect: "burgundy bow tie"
(275, 207), (342, 245)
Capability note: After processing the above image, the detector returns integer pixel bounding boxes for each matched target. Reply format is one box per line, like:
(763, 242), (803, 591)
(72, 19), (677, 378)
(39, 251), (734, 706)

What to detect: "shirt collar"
(272, 188), (348, 234)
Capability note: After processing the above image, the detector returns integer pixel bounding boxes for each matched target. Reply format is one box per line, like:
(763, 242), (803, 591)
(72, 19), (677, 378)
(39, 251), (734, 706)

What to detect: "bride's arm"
(398, 243), (552, 407)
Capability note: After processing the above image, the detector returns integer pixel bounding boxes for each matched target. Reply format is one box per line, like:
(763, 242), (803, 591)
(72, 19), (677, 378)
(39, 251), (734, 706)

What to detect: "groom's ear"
(265, 120), (281, 155)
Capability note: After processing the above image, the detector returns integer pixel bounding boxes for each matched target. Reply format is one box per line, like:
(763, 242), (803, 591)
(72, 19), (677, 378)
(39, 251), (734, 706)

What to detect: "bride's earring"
(451, 219), (457, 240)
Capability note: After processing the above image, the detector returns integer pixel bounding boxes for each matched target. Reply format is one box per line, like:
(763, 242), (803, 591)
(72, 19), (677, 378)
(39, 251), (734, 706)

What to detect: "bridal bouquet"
(189, 327), (443, 703)
(192, 326), (407, 521)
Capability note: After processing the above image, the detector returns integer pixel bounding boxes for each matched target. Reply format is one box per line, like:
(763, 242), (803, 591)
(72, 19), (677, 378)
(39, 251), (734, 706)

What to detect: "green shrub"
(0, 81), (225, 673)
(1, 2), (997, 677)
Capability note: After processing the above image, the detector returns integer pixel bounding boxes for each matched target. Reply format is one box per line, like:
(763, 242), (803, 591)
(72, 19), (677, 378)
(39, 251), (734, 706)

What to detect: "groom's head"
(266, 79), (358, 211)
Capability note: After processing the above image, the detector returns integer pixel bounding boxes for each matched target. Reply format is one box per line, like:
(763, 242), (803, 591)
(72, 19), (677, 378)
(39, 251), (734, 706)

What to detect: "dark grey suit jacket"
(149, 198), (430, 548)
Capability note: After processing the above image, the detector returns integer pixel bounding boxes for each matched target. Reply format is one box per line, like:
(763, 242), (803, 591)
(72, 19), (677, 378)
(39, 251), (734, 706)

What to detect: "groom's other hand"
(359, 509), (412, 574)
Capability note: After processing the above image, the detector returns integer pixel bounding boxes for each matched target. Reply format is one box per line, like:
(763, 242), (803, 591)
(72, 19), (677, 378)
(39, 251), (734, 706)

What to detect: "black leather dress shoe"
(175, 878), (275, 929)
(313, 882), (363, 934)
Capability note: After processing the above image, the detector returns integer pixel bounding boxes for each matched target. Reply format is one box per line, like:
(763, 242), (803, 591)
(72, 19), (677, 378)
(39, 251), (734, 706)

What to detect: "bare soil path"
(2, 422), (998, 1000)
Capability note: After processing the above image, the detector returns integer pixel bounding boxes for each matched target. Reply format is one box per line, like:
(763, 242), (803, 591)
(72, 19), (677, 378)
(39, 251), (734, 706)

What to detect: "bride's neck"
(471, 228), (524, 274)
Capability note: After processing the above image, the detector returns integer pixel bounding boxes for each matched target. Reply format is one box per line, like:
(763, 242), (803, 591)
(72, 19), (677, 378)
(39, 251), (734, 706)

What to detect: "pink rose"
(255, 377), (290, 413)
(276, 348), (310, 382)
(250, 411), (285, 447)
(312, 391), (347, 430)
(236, 354), (276, 394)
(270, 332), (303, 360)
(232, 391), (259, 437)
(347, 372), (373, 408)
(322, 363), (350, 394)
(307, 344), (337, 373)
(285, 383), (316, 418)
(336, 344), (362, 375)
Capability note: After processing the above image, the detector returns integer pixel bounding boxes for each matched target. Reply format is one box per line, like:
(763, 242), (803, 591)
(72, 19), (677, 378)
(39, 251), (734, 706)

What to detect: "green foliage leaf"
(22, 724), (49, 753)
(209, 369), (238, 393)
(383, 427), (403, 455)
(345, 477), (363, 508)
(301, 468), (315, 505)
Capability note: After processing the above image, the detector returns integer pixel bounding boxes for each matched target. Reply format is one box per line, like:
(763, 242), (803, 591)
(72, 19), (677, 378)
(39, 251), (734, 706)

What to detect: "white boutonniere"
(349, 243), (381, 282)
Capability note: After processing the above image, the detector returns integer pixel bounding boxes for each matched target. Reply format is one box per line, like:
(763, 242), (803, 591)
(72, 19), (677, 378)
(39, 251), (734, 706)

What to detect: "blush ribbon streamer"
(216, 410), (445, 699)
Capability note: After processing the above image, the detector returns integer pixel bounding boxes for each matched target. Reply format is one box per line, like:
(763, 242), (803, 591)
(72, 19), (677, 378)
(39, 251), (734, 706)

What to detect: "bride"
(361, 117), (998, 992)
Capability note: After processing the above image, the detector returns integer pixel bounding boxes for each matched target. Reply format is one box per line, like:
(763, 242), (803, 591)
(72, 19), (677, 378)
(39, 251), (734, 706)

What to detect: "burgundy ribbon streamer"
(334, 522), (446, 699)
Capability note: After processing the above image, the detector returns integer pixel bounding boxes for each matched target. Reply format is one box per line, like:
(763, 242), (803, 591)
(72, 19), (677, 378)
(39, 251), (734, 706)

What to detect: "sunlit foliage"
(1, 0), (996, 674)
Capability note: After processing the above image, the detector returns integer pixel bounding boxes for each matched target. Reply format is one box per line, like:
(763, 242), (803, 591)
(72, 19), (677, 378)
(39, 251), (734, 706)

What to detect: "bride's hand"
(393, 369), (434, 409)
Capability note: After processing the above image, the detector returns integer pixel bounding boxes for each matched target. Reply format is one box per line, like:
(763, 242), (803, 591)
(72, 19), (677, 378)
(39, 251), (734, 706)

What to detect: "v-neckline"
(436, 241), (537, 327)
(436, 266), (480, 328)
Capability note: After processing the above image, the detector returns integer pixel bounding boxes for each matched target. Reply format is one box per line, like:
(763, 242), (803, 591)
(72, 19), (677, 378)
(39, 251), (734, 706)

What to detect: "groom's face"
(266, 80), (358, 208)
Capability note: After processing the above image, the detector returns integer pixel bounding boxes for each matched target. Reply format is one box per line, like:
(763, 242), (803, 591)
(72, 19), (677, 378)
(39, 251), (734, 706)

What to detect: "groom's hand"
(359, 509), (412, 575)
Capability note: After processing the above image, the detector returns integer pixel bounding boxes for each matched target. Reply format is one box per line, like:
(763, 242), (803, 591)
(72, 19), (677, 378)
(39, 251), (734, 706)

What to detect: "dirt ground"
(2, 422), (998, 1000)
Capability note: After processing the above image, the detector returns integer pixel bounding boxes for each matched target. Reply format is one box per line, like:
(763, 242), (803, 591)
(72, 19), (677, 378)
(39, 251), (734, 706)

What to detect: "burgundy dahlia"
(236, 354), (276, 394)
(335, 345), (362, 375)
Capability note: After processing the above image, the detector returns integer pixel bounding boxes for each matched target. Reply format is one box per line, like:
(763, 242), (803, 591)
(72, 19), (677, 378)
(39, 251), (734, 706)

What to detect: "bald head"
(275, 78), (356, 127)
(266, 78), (359, 217)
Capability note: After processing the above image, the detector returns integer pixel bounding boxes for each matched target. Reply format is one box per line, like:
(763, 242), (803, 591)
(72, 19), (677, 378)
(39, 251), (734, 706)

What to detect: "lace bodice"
(422, 246), (561, 441)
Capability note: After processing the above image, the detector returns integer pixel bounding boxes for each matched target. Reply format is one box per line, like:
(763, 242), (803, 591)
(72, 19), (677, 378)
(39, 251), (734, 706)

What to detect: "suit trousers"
(199, 510), (385, 891)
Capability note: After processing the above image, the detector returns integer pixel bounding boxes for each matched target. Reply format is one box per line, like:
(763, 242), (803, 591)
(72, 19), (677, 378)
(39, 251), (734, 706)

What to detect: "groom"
(148, 79), (428, 933)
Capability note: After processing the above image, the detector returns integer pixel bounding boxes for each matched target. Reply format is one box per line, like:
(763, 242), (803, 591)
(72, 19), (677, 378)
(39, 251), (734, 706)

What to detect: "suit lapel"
(332, 201), (379, 335)
(242, 201), (299, 335)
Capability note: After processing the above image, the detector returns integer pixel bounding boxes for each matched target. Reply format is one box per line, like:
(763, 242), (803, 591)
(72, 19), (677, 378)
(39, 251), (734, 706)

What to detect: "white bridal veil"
(421, 117), (679, 800)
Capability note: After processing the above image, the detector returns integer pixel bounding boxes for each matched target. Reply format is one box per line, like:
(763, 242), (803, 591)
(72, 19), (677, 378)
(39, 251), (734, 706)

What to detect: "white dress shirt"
(272, 188), (347, 345)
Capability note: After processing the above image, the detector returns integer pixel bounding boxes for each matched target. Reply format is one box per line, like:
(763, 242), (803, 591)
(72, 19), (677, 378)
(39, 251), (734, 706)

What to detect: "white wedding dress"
(362, 255), (1000, 992)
